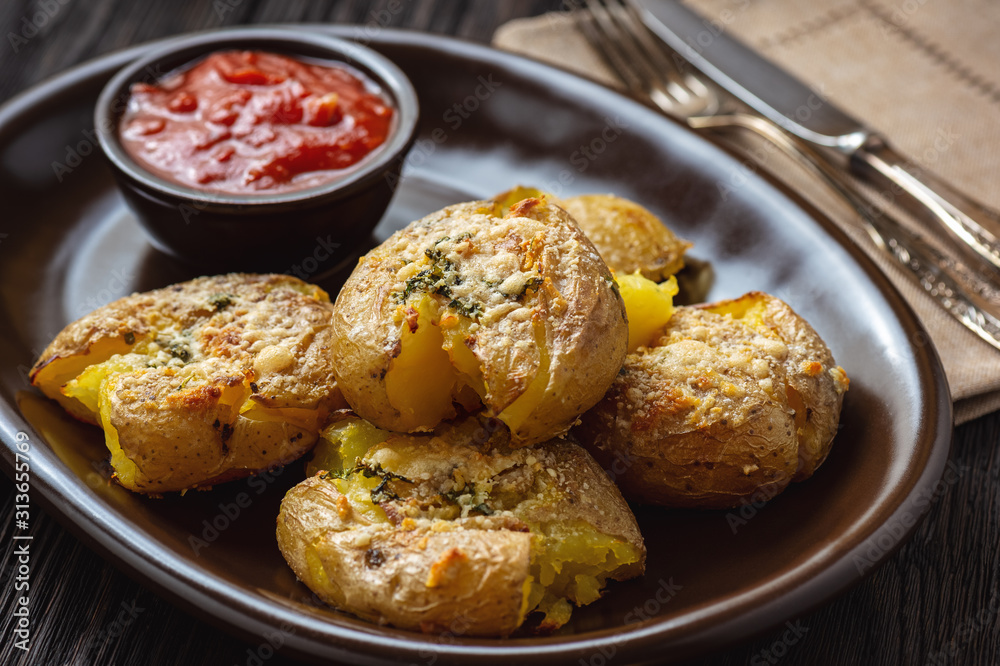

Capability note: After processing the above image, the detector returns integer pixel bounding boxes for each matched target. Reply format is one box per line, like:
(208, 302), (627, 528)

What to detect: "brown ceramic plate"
(0, 27), (951, 665)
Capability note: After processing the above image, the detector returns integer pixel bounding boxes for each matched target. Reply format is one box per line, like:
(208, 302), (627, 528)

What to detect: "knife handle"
(850, 136), (1000, 276)
(866, 212), (1000, 352)
(692, 112), (1000, 351)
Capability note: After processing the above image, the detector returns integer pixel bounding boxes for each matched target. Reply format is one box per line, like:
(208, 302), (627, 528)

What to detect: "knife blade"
(633, 0), (1000, 279)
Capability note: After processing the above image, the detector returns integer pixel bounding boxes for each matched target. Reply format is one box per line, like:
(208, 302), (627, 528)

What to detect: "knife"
(632, 0), (1000, 278)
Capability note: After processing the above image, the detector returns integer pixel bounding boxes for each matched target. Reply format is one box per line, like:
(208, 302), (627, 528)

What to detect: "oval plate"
(0, 28), (951, 665)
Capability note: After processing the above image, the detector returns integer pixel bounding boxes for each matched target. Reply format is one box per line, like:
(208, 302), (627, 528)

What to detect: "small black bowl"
(95, 27), (418, 274)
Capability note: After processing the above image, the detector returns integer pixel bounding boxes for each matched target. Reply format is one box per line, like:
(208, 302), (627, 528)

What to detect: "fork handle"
(691, 113), (1000, 351)
(849, 136), (1000, 276)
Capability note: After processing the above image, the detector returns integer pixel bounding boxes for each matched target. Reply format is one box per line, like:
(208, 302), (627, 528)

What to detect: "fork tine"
(582, 0), (679, 108)
(574, 0), (718, 116)
(570, 0), (649, 98)
(612, 0), (715, 106)
(595, 0), (692, 103)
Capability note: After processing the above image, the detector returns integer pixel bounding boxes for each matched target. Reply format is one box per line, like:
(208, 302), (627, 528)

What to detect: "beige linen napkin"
(493, 1), (1000, 424)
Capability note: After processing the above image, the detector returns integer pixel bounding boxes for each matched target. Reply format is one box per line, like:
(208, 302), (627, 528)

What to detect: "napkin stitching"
(756, 4), (858, 50)
(857, 0), (1000, 103)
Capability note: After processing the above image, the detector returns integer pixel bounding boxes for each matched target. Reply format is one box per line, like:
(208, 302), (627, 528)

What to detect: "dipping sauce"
(119, 50), (395, 194)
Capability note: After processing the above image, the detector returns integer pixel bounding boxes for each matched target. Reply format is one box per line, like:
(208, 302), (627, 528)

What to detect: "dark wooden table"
(1, 1), (998, 664)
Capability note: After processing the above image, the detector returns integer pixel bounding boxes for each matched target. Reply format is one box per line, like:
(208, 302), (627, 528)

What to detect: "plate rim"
(0, 25), (953, 665)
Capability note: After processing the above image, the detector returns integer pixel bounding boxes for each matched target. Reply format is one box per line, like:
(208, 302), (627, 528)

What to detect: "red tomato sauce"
(119, 50), (394, 194)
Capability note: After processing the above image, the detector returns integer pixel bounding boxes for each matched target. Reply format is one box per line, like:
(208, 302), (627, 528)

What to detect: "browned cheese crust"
(701, 292), (850, 480)
(278, 474), (534, 636)
(276, 418), (645, 636)
(31, 273), (346, 493)
(574, 294), (849, 508)
(330, 198), (628, 445)
(560, 194), (691, 281)
(576, 306), (797, 508)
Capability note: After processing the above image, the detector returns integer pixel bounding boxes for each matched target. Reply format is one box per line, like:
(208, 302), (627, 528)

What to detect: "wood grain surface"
(1, 1), (998, 664)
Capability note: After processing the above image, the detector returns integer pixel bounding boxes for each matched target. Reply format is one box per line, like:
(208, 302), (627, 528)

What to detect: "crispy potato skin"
(575, 294), (848, 508)
(330, 199), (628, 445)
(701, 292), (850, 480)
(278, 476), (533, 636)
(560, 194), (690, 281)
(492, 188), (691, 283)
(276, 418), (645, 636)
(576, 306), (798, 508)
(31, 273), (346, 493)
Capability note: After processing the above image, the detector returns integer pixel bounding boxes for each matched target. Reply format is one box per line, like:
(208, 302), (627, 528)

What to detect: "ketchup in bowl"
(119, 50), (395, 195)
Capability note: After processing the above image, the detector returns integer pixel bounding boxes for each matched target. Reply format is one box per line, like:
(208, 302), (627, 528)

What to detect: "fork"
(574, 0), (1000, 351)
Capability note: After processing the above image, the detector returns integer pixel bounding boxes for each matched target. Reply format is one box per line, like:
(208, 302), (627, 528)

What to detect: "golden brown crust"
(330, 199), (628, 445)
(276, 416), (645, 636)
(575, 293), (848, 508)
(277, 475), (533, 636)
(560, 194), (691, 281)
(701, 292), (849, 480)
(31, 273), (345, 493)
(574, 306), (799, 508)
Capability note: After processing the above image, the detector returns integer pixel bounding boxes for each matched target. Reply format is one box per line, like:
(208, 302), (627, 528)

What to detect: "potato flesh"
(705, 297), (767, 329)
(62, 353), (148, 418)
(307, 418), (389, 477)
(616, 272), (678, 352)
(442, 325), (488, 401)
(307, 420), (643, 630)
(239, 403), (320, 431)
(332, 474), (390, 525)
(33, 336), (138, 423)
(526, 521), (641, 626)
(384, 297), (458, 429)
(493, 186), (546, 214)
(55, 342), (322, 490)
(382, 294), (551, 437)
(98, 374), (140, 488)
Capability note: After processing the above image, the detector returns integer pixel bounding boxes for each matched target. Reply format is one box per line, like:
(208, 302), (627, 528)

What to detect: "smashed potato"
(31, 274), (346, 493)
(330, 198), (628, 445)
(574, 292), (848, 508)
(493, 187), (691, 282)
(703, 292), (850, 480)
(277, 415), (645, 636)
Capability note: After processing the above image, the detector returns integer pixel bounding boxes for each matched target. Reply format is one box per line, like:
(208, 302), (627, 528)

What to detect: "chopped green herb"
(208, 293), (235, 310)
(471, 503), (494, 516)
(166, 341), (191, 362)
(370, 476), (400, 504)
(519, 276), (544, 297)
(605, 275), (622, 299)
(393, 244), (483, 320)
(441, 482), (493, 515)
(442, 482), (476, 503)
(320, 461), (413, 505)
(433, 231), (473, 246)
(158, 330), (194, 363)
(449, 299), (483, 319)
